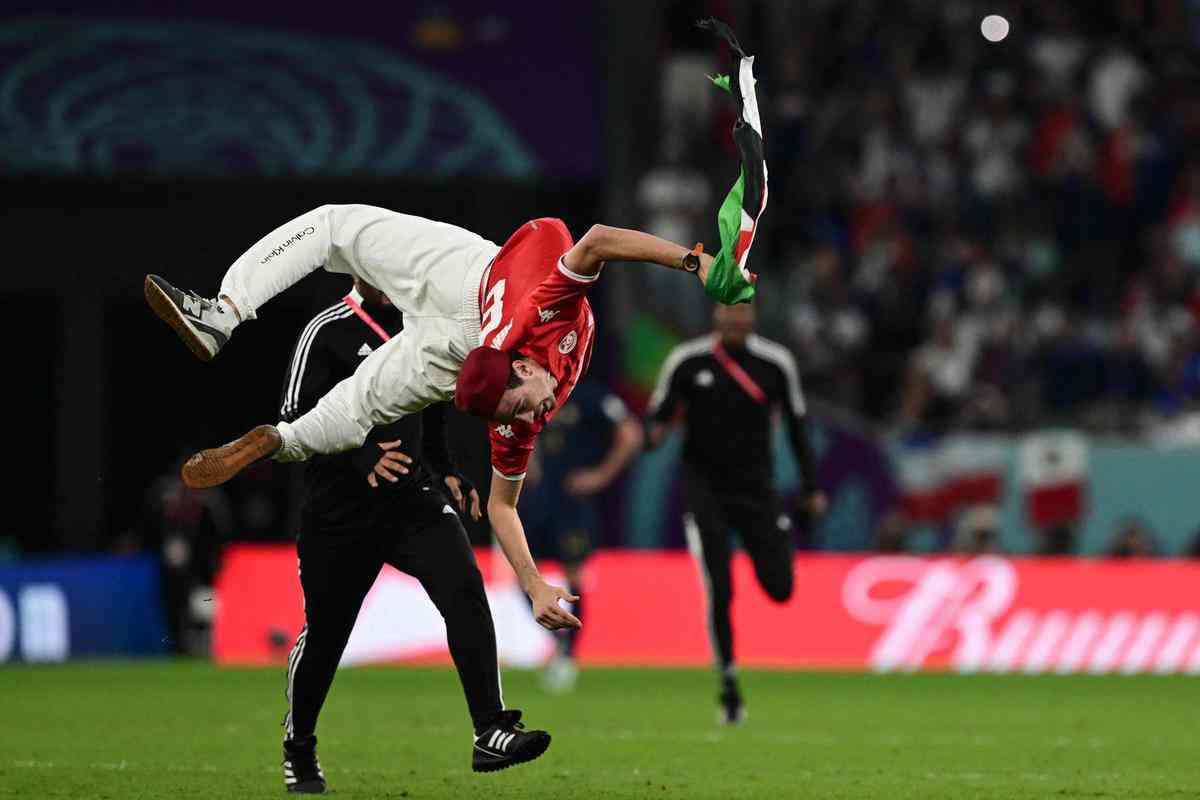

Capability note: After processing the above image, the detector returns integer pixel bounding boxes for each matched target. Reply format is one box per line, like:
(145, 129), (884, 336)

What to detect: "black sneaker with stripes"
(283, 736), (327, 794)
(472, 709), (551, 773)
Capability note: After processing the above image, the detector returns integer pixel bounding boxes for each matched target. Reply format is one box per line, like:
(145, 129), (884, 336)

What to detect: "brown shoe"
(181, 425), (281, 488)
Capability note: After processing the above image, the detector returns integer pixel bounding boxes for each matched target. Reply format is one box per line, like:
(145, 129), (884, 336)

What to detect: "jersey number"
(480, 279), (507, 346)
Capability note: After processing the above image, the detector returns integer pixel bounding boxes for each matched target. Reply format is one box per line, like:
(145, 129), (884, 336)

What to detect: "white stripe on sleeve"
(746, 334), (806, 415)
(647, 335), (714, 415)
(281, 305), (356, 419)
(557, 255), (600, 283)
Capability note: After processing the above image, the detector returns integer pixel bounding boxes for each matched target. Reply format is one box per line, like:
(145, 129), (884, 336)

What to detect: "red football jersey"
(478, 218), (597, 479)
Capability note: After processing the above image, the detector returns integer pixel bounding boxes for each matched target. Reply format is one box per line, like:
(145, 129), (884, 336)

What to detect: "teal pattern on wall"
(0, 18), (537, 177)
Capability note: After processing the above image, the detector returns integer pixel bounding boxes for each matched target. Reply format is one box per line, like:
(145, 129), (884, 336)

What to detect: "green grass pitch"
(2, 661), (1198, 798)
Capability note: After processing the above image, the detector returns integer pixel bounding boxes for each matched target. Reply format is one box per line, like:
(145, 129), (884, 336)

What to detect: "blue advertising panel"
(0, 555), (167, 663)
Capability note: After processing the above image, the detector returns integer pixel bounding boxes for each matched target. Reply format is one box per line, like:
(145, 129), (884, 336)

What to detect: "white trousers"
(217, 204), (499, 461)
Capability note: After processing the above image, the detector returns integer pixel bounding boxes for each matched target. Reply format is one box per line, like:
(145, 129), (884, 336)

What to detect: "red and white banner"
(897, 435), (1007, 523)
(214, 546), (1200, 673)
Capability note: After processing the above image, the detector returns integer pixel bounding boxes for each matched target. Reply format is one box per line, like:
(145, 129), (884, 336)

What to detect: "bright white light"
(981, 14), (1010, 43)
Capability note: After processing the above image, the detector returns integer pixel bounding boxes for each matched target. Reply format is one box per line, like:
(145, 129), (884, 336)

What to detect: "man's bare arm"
(487, 472), (581, 630)
(562, 224), (714, 282)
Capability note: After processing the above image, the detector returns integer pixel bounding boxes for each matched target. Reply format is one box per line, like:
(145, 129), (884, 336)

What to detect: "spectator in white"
(1029, 3), (1087, 95)
(856, 90), (919, 202)
(901, 29), (965, 148)
(899, 292), (981, 428)
(964, 72), (1029, 200)
(1089, 40), (1148, 131)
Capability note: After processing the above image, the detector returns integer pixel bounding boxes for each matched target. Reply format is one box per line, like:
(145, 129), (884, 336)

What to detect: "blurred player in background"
(277, 278), (550, 791)
(647, 303), (826, 724)
(520, 379), (643, 691)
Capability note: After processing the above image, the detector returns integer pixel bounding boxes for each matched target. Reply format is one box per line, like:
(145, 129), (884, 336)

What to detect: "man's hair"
(507, 351), (524, 389)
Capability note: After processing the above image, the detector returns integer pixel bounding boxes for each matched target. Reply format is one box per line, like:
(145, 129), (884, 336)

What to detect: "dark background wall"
(5, 175), (600, 553)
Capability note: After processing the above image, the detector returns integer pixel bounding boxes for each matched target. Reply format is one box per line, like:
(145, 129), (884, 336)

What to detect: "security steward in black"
(646, 302), (827, 725)
(278, 279), (550, 793)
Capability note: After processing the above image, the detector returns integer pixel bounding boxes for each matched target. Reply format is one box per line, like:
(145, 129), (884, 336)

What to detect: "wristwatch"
(681, 242), (704, 273)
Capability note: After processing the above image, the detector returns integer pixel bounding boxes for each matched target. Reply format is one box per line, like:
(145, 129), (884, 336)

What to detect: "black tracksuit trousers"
(283, 493), (502, 741)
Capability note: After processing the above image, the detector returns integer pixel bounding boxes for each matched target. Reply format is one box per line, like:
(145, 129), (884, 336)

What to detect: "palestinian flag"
(698, 18), (767, 305)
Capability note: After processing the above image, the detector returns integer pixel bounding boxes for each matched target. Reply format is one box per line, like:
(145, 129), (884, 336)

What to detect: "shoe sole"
(182, 425), (281, 489)
(144, 275), (217, 362)
(472, 734), (551, 774)
(286, 781), (326, 794)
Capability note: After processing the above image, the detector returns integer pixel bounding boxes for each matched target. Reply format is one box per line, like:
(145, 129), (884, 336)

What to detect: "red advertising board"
(214, 546), (1200, 673)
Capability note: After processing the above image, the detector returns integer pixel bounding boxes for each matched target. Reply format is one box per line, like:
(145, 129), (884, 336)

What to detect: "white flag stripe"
(738, 56), (762, 137)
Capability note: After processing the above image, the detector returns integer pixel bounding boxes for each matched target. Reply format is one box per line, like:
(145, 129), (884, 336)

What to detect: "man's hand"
(366, 439), (412, 487)
(563, 467), (612, 497)
(444, 474), (482, 521)
(528, 579), (581, 631)
(697, 252), (714, 285)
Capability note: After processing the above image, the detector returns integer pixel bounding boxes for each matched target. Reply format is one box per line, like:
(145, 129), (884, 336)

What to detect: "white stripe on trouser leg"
(684, 513), (722, 671)
(286, 633), (306, 735)
(490, 536), (506, 713)
(285, 625), (308, 739)
(285, 557), (307, 740)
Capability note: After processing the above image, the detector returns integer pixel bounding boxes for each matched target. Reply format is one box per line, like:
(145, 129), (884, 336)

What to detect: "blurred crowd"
(641, 0), (1200, 437)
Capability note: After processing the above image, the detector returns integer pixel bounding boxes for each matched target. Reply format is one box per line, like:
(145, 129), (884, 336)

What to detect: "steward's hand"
(444, 474), (482, 521)
(366, 440), (412, 488)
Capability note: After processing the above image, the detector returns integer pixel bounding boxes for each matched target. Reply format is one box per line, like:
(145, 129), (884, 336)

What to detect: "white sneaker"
(541, 656), (578, 694)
